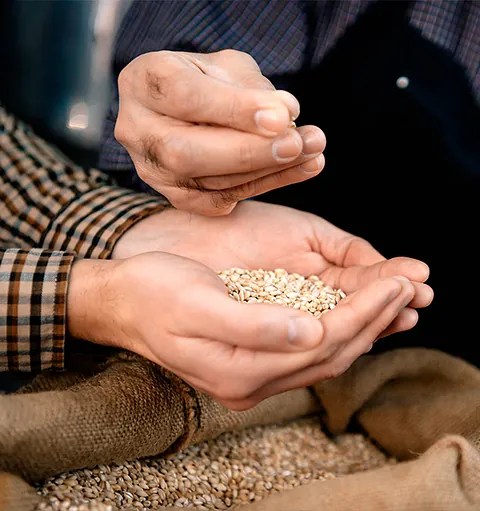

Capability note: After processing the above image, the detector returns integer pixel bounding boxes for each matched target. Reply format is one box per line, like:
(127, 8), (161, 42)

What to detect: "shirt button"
(396, 76), (410, 89)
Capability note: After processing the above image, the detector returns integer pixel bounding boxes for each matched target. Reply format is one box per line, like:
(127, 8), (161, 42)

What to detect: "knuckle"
(237, 142), (255, 172)
(163, 139), (187, 173)
(324, 360), (351, 381)
(113, 117), (129, 145)
(163, 137), (192, 174)
(225, 90), (242, 128)
(145, 68), (169, 101)
(142, 135), (166, 170)
(218, 49), (255, 64)
(241, 72), (273, 90)
(134, 163), (148, 180)
(210, 188), (239, 210)
(117, 66), (133, 93)
(132, 160), (163, 192)
(143, 53), (180, 101)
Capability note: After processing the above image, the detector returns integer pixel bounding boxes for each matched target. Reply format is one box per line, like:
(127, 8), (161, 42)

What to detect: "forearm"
(0, 104), (169, 258)
(0, 247), (128, 373)
(66, 258), (120, 346)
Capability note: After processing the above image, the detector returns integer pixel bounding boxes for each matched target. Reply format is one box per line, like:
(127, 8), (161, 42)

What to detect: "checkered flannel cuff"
(0, 248), (74, 372)
(40, 186), (169, 259)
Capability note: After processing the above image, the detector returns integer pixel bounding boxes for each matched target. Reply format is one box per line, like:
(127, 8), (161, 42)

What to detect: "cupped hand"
(114, 50), (326, 215)
(68, 252), (417, 410)
(113, 200), (434, 338)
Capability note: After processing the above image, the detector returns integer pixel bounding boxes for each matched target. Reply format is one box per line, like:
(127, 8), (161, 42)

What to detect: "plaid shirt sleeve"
(0, 105), (169, 372)
(0, 249), (72, 372)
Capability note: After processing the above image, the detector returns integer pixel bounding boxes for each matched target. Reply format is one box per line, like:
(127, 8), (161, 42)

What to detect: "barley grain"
(217, 268), (344, 318)
(36, 269), (391, 511)
(36, 418), (394, 510)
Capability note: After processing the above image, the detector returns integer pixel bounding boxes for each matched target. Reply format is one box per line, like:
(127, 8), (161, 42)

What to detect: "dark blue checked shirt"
(95, 0), (480, 366)
(98, 0), (479, 174)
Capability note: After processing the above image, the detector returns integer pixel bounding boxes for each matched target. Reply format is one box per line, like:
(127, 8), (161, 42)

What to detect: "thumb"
(194, 290), (324, 352)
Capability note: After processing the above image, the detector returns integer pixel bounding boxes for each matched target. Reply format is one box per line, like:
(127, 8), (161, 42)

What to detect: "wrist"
(66, 258), (121, 347)
(111, 208), (177, 260)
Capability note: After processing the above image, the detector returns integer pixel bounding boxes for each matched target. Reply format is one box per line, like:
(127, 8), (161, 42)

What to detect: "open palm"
(114, 200), (433, 313)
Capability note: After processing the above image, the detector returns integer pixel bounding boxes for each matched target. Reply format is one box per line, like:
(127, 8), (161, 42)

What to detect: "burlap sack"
(0, 351), (319, 482)
(1, 348), (479, 510)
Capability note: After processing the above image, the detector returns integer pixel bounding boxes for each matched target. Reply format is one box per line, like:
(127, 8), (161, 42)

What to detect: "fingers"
(365, 257), (430, 283)
(196, 49), (277, 91)
(376, 307), (419, 339)
(164, 125), (303, 176)
(240, 277), (416, 405)
(221, 154), (324, 200)
(310, 276), (415, 363)
(130, 52), (294, 137)
(161, 154), (324, 216)
(191, 125), (325, 187)
(116, 50), (313, 214)
(307, 217), (386, 268)
(195, 51), (301, 117)
(320, 257), (431, 296)
(196, 153), (323, 191)
(128, 116), (325, 179)
(164, 276), (415, 410)
(409, 282), (433, 308)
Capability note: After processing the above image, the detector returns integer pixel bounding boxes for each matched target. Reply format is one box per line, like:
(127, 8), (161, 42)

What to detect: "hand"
(114, 50), (326, 215)
(113, 200), (434, 339)
(67, 252), (416, 410)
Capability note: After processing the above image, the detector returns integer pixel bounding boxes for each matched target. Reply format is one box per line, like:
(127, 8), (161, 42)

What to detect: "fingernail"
(272, 132), (302, 162)
(302, 132), (325, 155)
(255, 109), (285, 135)
(288, 317), (321, 349)
(300, 154), (323, 173)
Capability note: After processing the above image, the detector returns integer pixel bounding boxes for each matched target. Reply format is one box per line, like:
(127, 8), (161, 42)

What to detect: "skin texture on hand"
(112, 199), (434, 338)
(114, 49), (326, 215)
(66, 252), (418, 411)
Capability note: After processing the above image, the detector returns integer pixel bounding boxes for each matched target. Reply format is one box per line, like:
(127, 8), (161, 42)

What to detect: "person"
(0, 102), (432, 409)
(98, 0), (480, 365)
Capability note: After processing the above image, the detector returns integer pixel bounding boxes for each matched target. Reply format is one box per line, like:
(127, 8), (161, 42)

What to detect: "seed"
(35, 270), (392, 511)
(216, 268), (345, 318)
(36, 418), (394, 510)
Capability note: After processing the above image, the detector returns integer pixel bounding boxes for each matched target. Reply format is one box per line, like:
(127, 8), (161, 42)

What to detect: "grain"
(36, 418), (394, 510)
(35, 269), (384, 511)
(216, 268), (346, 318)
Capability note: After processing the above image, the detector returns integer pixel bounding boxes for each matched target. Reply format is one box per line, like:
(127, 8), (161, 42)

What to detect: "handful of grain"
(217, 268), (346, 318)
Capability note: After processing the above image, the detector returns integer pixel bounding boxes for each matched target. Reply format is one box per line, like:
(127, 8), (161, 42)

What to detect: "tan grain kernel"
(36, 270), (393, 511)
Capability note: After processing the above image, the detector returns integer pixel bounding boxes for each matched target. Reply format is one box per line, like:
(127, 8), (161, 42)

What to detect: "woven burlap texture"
(1, 347), (479, 510)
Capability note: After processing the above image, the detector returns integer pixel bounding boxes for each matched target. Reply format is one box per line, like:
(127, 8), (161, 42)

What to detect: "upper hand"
(114, 50), (326, 215)
(113, 200), (434, 339)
